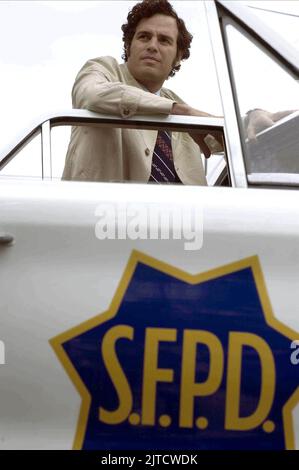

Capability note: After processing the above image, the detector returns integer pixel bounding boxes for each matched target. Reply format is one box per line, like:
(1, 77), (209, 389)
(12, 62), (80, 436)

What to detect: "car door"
(0, 0), (298, 451)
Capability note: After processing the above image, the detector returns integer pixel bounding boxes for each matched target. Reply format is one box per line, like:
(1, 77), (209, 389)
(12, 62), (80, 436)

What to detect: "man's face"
(126, 14), (180, 93)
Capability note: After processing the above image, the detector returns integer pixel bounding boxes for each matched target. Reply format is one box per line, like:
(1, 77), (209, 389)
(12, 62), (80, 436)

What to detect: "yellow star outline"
(49, 250), (299, 450)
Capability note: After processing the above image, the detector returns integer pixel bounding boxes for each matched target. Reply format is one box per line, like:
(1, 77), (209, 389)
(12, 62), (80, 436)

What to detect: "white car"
(0, 0), (298, 450)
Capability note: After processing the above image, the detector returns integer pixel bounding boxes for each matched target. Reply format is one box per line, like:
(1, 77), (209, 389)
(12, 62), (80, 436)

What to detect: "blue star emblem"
(50, 251), (299, 450)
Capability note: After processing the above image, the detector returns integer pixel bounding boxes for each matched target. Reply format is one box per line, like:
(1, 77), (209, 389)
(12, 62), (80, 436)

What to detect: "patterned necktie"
(149, 130), (182, 183)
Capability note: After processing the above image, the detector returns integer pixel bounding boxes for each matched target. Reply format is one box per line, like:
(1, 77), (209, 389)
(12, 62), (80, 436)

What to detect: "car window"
(53, 124), (227, 186)
(0, 120), (227, 186)
(0, 131), (42, 179)
(0, 1), (223, 184)
(224, 22), (299, 186)
(51, 126), (72, 179)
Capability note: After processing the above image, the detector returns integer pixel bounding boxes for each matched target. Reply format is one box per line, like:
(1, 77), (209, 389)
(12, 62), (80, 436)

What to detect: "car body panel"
(0, 0), (298, 450)
(0, 180), (299, 448)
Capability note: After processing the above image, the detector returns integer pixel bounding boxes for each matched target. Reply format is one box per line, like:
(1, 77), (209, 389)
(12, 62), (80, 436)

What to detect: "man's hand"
(244, 108), (296, 141)
(171, 103), (224, 157)
(171, 103), (215, 118)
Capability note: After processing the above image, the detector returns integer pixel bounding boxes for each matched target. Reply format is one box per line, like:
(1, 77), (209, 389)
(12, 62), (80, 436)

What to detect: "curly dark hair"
(121, 0), (193, 78)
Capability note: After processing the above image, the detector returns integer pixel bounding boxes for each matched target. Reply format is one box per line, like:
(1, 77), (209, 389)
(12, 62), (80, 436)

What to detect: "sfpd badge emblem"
(50, 251), (299, 450)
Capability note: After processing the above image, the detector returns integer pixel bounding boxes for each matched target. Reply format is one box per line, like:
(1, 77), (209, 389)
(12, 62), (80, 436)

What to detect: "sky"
(0, 0), (298, 176)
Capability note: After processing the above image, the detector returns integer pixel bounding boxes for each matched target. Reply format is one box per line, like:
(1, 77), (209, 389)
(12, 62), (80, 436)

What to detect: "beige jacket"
(62, 56), (206, 185)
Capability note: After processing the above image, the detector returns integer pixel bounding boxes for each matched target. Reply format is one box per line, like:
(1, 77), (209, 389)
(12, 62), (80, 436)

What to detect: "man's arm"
(171, 103), (224, 158)
(172, 103), (298, 157)
(73, 58), (176, 118)
(73, 58), (223, 154)
(244, 108), (296, 141)
(73, 59), (222, 157)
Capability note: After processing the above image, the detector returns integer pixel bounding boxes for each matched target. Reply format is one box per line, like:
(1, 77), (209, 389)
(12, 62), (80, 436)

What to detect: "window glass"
(225, 23), (299, 182)
(0, 132), (42, 179)
(52, 124), (226, 186)
(51, 126), (71, 179)
(0, 1), (223, 181)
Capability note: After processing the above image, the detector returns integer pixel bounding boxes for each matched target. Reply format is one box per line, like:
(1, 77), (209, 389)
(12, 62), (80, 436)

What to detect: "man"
(62, 0), (291, 185)
(62, 0), (222, 185)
